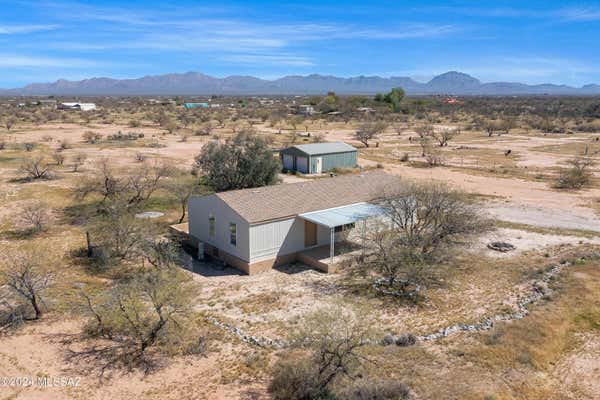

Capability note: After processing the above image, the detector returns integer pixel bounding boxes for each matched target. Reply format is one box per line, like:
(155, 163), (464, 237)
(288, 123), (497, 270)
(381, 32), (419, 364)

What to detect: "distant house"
(280, 142), (358, 174)
(58, 102), (96, 111)
(184, 102), (209, 109)
(443, 97), (464, 105)
(187, 171), (399, 274)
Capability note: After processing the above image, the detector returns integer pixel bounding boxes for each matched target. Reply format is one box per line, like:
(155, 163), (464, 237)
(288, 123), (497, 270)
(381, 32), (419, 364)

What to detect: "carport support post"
(330, 227), (335, 264)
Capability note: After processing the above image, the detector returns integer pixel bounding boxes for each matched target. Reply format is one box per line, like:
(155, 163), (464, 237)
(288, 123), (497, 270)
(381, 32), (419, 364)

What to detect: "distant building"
(297, 104), (316, 116)
(58, 102), (97, 111)
(280, 142), (358, 174)
(356, 107), (375, 113)
(443, 97), (464, 105)
(184, 102), (209, 109)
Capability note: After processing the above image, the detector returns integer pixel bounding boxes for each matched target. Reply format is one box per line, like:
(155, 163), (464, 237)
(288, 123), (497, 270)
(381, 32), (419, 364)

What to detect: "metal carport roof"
(298, 202), (384, 228)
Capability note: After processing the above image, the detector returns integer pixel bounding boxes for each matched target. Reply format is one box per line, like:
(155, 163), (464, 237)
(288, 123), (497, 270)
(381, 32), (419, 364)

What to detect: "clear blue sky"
(1, 0), (600, 88)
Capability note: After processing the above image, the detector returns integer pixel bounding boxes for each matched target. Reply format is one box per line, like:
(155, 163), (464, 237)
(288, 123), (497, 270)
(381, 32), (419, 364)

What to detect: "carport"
(298, 202), (384, 263)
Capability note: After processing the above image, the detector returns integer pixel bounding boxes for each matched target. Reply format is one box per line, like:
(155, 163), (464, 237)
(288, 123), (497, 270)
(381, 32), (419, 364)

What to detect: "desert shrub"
(135, 152), (146, 162)
(194, 131), (280, 191)
(82, 130), (102, 144)
(77, 268), (206, 371)
(399, 152), (410, 162)
(0, 248), (53, 320)
(18, 201), (50, 233)
(72, 152), (87, 172)
(19, 156), (52, 179)
(268, 356), (330, 400)
(23, 142), (35, 152)
(0, 141), (5, 150)
(52, 150), (65, 165)
(106, 131), (140, 141)
(338, 379), (411, 400)
(59, 139), (72, 150)
(555, 157), (594, 189)
(128, 119), (141, 128)
(270, 305), (381, 400)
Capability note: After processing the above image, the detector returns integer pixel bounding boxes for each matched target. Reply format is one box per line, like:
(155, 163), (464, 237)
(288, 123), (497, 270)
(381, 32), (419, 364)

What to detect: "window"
(229, 223), (237, 246)
(209, 215), (215, 237)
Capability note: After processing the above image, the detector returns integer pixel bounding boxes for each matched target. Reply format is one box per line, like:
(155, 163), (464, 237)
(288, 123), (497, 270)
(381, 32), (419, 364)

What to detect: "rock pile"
(487, 242), (516, 252)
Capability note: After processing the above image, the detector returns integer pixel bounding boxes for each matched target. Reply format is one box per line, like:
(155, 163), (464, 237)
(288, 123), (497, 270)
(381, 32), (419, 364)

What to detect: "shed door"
(282, 154), (294, 170)
(304, 220), (317, 247)
(297, 156), (308, 173)
(314, 157), (323, 174)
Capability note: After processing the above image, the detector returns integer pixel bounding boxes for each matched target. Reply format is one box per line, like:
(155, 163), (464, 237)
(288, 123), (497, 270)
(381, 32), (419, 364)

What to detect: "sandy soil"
(3, 117), (600, 399)
(0, 318), (266, 400)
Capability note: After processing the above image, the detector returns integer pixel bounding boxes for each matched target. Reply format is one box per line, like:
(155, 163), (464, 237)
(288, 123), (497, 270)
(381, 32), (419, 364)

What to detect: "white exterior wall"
(249, 217), (333, 263)
(188, 195), (250, 262)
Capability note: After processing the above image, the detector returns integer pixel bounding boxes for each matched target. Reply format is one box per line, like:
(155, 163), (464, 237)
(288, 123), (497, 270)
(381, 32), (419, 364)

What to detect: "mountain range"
(1, 71), (600, 96)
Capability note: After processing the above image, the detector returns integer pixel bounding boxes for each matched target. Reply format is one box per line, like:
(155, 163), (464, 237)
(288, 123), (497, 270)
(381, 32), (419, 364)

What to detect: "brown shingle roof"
(213, 171), (401, 223)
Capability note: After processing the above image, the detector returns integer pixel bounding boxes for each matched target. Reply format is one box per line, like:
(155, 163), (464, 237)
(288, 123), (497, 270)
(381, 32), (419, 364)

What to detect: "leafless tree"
(72, 152), (87, 172)
(1, 250), (53, 320)
(76, 158), (170, 206)
(20, 156), (52, 179)
(362, 183), (490, 300)
(433, 127), (459, 147)
(77, 269), (198, 371)
(18, 201), (50, 233)
(355, 121), (387, 147)
(166, 175), (210, 223)
(52, 150), (65, 166)
(4, 117), (16, 131)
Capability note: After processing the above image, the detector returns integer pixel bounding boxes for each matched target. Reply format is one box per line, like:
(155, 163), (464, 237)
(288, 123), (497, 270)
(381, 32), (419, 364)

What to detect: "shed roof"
(299, 202), (384, 228)
(287, 142), (356, 156)
(211, 170), (400, 224)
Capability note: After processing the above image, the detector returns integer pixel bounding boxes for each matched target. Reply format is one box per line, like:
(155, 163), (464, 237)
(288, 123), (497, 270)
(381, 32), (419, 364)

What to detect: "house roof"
(288, 142), (356, 156)
(213, 170), (400, 224)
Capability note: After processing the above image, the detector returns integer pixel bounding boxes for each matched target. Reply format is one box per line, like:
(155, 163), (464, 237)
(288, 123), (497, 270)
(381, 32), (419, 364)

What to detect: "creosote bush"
(554, 157), (594, 190)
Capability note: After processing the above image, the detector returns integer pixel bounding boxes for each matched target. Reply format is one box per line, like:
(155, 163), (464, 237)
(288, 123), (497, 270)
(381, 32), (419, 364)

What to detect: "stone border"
(205, 257), (584, 348)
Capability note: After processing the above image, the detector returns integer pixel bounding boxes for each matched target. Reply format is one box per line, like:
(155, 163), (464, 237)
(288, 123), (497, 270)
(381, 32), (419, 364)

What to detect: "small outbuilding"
(184, 102), (209, 109)
(280, 142), (358, 174)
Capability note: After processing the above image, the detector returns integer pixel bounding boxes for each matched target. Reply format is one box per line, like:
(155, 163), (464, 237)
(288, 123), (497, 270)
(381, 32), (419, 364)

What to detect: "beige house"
(187, 171), (399, 275)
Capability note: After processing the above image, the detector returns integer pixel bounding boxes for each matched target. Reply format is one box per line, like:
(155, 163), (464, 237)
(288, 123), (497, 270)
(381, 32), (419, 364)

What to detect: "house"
(443, 97), (464, 105)
(184, 102), (209, 109)
(280, 142), (358, 174)
(187, 171), (399, 275)
(58, 102), (97, 111)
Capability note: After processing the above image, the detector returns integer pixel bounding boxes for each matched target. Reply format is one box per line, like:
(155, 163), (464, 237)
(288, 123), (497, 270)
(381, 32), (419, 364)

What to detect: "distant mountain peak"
(0, 71), (598, 96)
(428, 71), (481, 86)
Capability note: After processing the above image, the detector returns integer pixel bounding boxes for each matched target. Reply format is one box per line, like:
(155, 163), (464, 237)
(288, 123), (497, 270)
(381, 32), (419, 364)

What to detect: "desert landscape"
(0, 93), (599, 399)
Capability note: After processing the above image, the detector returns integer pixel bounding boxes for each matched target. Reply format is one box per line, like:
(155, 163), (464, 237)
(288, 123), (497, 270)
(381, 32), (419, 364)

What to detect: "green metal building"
(280, 142), (358, 174)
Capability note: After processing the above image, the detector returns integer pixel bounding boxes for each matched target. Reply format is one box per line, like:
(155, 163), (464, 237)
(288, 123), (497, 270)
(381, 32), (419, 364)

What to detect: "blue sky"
(1, 0), (600, 88)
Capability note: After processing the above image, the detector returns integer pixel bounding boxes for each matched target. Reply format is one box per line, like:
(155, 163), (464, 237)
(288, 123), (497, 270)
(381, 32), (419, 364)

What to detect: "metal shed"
(279, 142), (358, 174)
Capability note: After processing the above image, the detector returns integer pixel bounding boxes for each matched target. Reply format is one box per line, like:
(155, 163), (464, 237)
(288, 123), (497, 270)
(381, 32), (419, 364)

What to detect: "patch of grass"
(495, 220), (600, 239)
